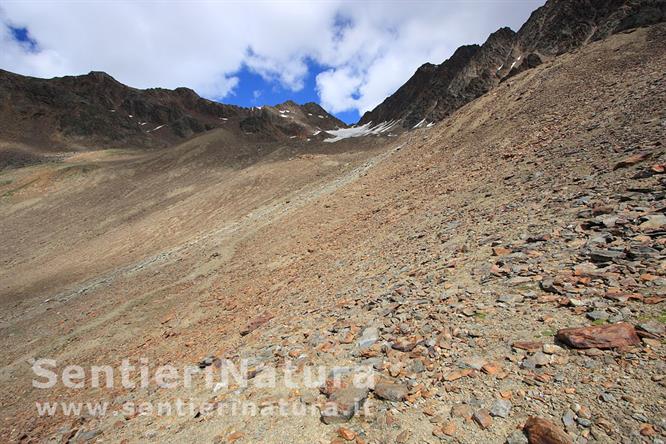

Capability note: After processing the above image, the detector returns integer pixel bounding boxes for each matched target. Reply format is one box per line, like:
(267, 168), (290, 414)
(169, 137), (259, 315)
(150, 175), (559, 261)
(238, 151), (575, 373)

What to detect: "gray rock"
(357, 326), (380, 349)
(637, 321), (665, 336)
(562, 409), (576, 427)
(627, 245), (659, 259)
(506, 430), (528, 444)
(576, 417), (592, 427)
(532, 351), (551, 366)
(541, 278), (562, 294)
(321, 386), (369, 424)
(600, 392), (616, 402)
(490, 399), (512, 418)
(460, 355), (486, 370)
(586, 310), (609, 321)
(589, 248), (625, 263)
(409, 359), (425, 373)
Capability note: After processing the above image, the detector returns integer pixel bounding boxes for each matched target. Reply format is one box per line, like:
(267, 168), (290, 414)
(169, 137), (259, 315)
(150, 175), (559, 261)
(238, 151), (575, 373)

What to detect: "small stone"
(532, 351), (551, 367)
(409, 360), (425, 373)
(639, 423), (657, 436)
(613, 152), (651, 170)
(396, 430), (410, 443)
(586, 310), (609, 321)
(321, 386), (369, 424)
(451, 404), (473, 419)
(357, 327), (380, 349)
(600, 392), (615, 403)
(445, 369), (473, 381)
(493, 246), (512, 256)
(637, 322), (665, 336)
(442, 421), (456, 436)
(589, 249), (624, 263)
(239, 312), (273, 336)
(639, 214), (666, 230)
(337, 427), (356, 441)
(373, 381), (409, 402)
(543, 344), (564, 354)
(227, 432), (244, 443)
(392, 338), (418, 352)
(506, 430), (529, 444)
(461, 355), (486, 370)
(482, 362), (502, 375)
(524, 417), (573, 444)
(576, 417), (592, 428)
(473, 409), (493, 429)
(490, 399), (512, 418)
(562, 409), (576, 428)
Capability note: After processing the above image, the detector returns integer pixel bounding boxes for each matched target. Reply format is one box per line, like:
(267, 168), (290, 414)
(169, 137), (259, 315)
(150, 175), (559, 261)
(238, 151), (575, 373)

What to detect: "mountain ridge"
(359, 0), (666, 127)
(0, 69), (347, 152)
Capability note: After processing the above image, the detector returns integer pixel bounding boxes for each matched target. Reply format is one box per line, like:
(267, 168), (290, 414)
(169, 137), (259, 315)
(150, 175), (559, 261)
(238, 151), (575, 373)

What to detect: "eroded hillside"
(1, 22), (665, 444)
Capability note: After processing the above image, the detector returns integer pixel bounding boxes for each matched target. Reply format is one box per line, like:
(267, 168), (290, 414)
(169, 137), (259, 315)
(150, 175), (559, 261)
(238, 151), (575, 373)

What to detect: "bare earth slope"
(1, 24), (665, 444)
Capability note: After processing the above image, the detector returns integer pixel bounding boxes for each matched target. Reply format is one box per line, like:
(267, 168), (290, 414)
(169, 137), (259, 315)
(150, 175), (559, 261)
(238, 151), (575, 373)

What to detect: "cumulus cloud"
(0, 1), (542, 118)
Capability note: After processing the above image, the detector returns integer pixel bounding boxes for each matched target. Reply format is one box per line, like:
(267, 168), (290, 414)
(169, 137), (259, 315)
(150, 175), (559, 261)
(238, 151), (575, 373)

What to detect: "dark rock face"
(0, 70), (345, 151)
(360, 0), (666, 128)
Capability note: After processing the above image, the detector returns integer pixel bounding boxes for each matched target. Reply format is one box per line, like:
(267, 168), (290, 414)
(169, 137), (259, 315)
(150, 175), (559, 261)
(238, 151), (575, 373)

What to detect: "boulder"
(556, 322), (640, 349)
(524, 417), (573, 444)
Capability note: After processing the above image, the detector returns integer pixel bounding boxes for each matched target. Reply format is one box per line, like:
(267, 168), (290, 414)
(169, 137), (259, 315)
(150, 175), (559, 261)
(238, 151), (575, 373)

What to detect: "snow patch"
(323, 120), (399, 143)
(147, 124), (167, 133)
(412, 118), (427, 129)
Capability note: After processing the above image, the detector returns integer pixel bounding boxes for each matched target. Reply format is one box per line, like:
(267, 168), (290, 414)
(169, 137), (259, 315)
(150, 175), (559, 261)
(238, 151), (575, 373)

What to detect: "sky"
(0, 1), (543, 124)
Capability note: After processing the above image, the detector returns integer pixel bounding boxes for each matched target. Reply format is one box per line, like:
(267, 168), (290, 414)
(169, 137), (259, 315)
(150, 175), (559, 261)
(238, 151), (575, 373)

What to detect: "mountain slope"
(0, 70), (346, 152)
(1, 21), (664, 444)
(359, 0), (666, 128)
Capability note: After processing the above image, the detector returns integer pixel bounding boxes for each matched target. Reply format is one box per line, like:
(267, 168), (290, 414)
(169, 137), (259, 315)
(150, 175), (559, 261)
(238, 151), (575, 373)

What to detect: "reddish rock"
(444, 369), (473, 381)
(493, 246), (512, 256)
(524, 417), (573, 444)
(337, 427), (356, 441)
(473, 409), (493, 429)
(555, 322), (640, 349)
(613, 152), (651, 170)
(239, 312), (273, 336)
(373, 381), (409, 402)
(442, 421), (456, 436)
(651, 163), (665, 173)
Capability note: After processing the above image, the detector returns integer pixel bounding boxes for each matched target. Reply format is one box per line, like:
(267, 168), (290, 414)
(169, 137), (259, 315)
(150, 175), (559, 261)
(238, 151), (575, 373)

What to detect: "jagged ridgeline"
(359, 0), (666, 128)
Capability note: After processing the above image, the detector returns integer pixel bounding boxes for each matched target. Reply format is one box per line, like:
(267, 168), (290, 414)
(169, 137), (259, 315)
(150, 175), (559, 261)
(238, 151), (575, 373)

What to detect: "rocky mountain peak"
(359, 0), (665, 128)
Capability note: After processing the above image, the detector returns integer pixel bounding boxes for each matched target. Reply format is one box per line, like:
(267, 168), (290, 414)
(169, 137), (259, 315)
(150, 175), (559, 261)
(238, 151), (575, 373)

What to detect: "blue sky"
(224, 62), (361, 124)
(1, 2), (542, 125)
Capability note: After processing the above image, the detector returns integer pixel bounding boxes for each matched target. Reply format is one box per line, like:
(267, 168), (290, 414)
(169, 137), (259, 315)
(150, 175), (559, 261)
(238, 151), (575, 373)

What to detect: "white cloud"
(0, 1), (542, 118)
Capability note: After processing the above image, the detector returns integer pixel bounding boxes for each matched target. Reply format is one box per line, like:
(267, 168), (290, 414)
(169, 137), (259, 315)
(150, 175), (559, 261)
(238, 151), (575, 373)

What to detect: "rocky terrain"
(359, 0), (666, 128)
(0, 69), (346, 153)
(0, 15), (664, 444)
